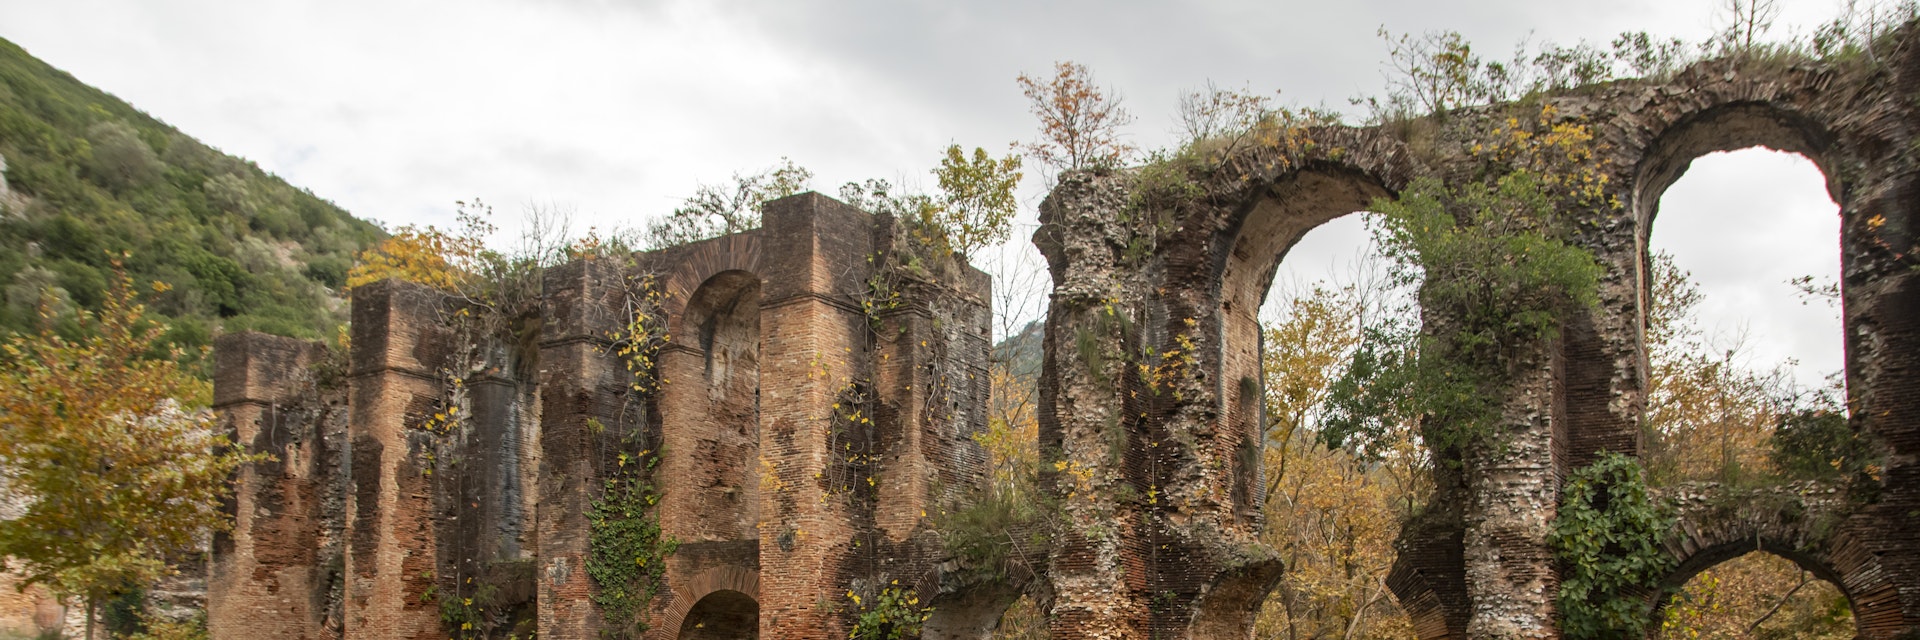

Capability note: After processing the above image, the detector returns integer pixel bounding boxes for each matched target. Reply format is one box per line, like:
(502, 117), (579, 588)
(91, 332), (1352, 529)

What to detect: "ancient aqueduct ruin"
(208, 24), (1920, 640)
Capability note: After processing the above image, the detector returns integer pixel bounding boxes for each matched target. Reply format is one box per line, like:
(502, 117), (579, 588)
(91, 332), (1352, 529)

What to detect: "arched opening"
(1657, 551), (1853, 639)
(665, 269), (762, 542)
(1215, 167), (1423, 638)
(1635, 104), (1862, 638)
(1217, 167), (1393, 523)
(1244, 213), (1424, 639)
(1638, 107), (1847, 487)
(920, 582), (1028, 640)
(676, 589), (758, 640)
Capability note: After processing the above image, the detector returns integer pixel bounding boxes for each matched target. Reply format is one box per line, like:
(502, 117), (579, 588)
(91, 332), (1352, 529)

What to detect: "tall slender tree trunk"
(86, 596), (95, 640)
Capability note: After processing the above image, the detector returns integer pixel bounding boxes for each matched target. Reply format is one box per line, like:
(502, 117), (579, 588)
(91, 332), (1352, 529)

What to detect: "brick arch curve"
(1187, 558), (1285, 638)
(918, 577), (1030, 640)
(1652, 483), (1907, 638)
(1201, 132), (1418, 539)
(649, 565), (760, 639)
(657, 232), (764, 333)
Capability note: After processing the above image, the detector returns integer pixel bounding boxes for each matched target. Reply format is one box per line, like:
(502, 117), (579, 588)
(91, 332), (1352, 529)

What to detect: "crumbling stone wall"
(211, 24), (1920, 640)
(210, 193), (993, 639)
(1033, 23), (1920, 640)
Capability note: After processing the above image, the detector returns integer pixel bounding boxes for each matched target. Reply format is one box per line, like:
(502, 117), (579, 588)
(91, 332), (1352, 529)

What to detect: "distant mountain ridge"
(0, 36), (382, 357)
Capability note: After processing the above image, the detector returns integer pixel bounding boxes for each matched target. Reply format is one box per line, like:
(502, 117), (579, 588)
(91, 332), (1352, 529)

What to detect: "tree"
(1716, 0), (1781, 55)
(838, 145), (1023, 261)
(1016, 62), (1135, 175)
(644, 158), (811, 248)
(346, 199), (497, 291)
(84, 121), (163, 192)
(1254, 279), (1424, 640)
(928, 145), (1023, 259)
(1640, 251), (1808, 485)
(0, 263), (259, 639)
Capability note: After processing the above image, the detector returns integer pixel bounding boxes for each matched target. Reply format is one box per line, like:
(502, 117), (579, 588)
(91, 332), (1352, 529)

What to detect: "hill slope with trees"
(0, 37), (381, 356)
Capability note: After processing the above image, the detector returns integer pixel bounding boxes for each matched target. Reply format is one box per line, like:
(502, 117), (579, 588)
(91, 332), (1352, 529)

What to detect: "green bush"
(1550, 452), (1675, 640)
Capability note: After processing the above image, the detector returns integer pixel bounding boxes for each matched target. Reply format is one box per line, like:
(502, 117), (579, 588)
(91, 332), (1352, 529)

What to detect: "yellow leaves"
(1867, 214), (1888, 229)
(347, 204), (496, 292)
(0, 261), (261, 599)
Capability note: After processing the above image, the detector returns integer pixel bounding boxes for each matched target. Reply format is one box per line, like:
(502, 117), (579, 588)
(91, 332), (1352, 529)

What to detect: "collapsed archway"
(1211, 166), (1417, 638)
(676, 589), (758, 640)
(920, 581), (1028, 640)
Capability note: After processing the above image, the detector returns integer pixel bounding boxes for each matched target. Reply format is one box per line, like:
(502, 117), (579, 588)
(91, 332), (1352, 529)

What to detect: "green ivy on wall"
(1549, 452), (1675, 640)
(586, 445), (678, 640)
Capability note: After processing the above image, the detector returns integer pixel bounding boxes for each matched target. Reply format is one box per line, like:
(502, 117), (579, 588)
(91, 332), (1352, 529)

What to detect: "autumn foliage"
(1016, 61), (1135, 174)
(0, 263), (259, 625)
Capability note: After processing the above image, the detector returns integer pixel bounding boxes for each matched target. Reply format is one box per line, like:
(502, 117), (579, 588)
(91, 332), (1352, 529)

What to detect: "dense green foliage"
(847, 586), (930, 640)
(1770, 408), (1868, 482)
(585, 455), (676, 639)
(1319, 172), (1603, 457)
(0, 37), (380, 356)
(1549, 453), (1675, 640)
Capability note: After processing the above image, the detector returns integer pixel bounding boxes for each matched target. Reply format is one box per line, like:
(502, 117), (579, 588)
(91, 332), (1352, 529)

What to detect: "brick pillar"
(1840, 163), (1920, 637)
(1461, 343), (1561, 639)
(869, 267), (993, 543)
(208, 332), (328, 640)
(535, 258), (628, 640)
(756, 193), (875, 638)
(343, 279), (450, 640)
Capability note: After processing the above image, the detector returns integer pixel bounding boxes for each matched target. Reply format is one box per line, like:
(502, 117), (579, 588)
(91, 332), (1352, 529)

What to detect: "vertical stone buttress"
(534, 258), (627, 640)
(342, 280), (450, 639)
(209, 333), (336, 640)
(1034, 173), (1153, 638)
(1841, 32), (1920, 632)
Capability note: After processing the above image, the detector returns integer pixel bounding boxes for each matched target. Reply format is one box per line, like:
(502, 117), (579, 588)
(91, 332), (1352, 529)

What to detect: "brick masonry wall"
(208, 332), (346, 640)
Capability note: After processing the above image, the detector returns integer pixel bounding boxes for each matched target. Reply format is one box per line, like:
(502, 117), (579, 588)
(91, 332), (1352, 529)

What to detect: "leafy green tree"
(0, 264), (260, 639)
(927, 145), (1022, 258)
(644, 158), (811, 248)
(83, 121), (162, 192)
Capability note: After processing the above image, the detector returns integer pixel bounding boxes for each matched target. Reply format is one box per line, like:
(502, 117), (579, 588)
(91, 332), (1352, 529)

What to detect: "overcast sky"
(0, 0), (1856, 388)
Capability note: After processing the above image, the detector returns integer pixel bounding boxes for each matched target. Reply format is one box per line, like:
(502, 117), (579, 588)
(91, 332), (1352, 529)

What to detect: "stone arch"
(1212, 164), (1398, 520)
(1615, 74), (1851, 391)
(1652, 483), (1907, 638)
(653, 566), (760, 639)
(1205, 138), (1420, 518)
(675, 590), (759, 640)
(1187, 558), (1285, 639)
(680, 270), (763, 393)
(658, 233), (764, 320)
(919, 579), (1030, 640)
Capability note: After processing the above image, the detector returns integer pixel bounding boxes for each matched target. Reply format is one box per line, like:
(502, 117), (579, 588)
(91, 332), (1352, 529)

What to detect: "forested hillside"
(0, 37), (381, 357)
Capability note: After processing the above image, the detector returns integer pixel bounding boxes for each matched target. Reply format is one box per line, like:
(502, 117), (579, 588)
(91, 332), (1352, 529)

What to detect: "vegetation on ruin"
(845, 584), (931, 640)
(643, 158), (812, 249)
(1321, 107), (1607, 461)
(584, 431), (676, 640)
(0, 38), (382, 361)
(1549, 453), (1676, 640)
(1016, 61), (1136, 176)
(0, 264), (263, 638)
